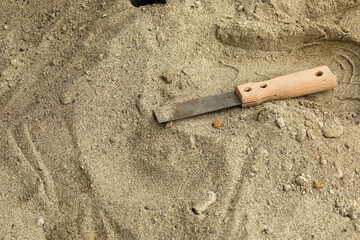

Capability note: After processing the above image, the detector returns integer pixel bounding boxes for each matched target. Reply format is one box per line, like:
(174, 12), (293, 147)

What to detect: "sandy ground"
(0, 0), (360, 239)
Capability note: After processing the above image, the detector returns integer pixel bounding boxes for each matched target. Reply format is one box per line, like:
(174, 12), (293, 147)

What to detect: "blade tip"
(153, 110), (168, 124)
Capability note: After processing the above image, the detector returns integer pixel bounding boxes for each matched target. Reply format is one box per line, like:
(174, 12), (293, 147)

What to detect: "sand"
(0, 0), (360, 239)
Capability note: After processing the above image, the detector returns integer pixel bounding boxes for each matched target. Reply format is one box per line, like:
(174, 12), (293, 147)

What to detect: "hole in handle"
(315, 70), (323, 77)
(244, 87), (252, 92)
(260, 84), (268, 88)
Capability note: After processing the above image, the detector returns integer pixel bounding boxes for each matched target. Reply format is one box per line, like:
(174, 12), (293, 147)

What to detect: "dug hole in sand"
(0, 0), (360, 239)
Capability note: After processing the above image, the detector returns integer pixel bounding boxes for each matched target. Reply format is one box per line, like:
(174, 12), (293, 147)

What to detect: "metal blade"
(154, 92), (241, 123)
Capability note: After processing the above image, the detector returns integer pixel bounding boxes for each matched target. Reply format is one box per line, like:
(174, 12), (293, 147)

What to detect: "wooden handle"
(235, 66), (336, 107)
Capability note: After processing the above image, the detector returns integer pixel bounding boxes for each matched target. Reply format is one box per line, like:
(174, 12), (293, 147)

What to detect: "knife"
(154, 66), (336, 123)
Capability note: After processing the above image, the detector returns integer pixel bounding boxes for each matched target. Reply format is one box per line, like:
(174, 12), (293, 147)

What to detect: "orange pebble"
(313, 182), (324, 190)
(212, 120), (221, 128)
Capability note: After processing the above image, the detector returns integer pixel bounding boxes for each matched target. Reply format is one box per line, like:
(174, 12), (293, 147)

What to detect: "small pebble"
(283, 184), (292, 192)
(10, 59), (18, 66)
(348, 209), (358, 220)
(322, 120), (344, 138)
(136, 98), (146, 115)
(160, 72), (175, 84)
(337, 169), (344, 179)
(59, 93), (71, 105)
(275, 117), (285, 129)
(306, 129), (315, 139)
(36, 217), (44, 226)
(320, 156), (327, 165)
(313, 182), (324, 190)
(192, 191), (216, 214)
(295, 175), (308, 186)
(296, 129), (306, 142)
(136, 45), (141, 50)
(339, 208), (348, 217)
(212, 120), (221, 128)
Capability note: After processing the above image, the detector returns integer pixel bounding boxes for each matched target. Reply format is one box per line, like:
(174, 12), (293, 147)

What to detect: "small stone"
(275, 117), (285, 129)
(348, 209), (358, 220)
(320, 156), (327, 165)
(295, 175), (308, 186)
(237, 5), (244, 11)
(136, 98), (146, 115)
(337, 169), (344, 179)
(36, 217), (44, 226)
(160, 72), (175, 84)
(296, 129), (306, 142)
(306, 129), (315, 140)
(10, 59), (18, 66)
(59, 93), (71, 105)
(322, 120), (344, 138)
(212, 120), (221, 128)
(313, 182), (324, 190)
(339, 207), (348, 217)
(192, 191), (216, 214)
(283, 184), (292, 192)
